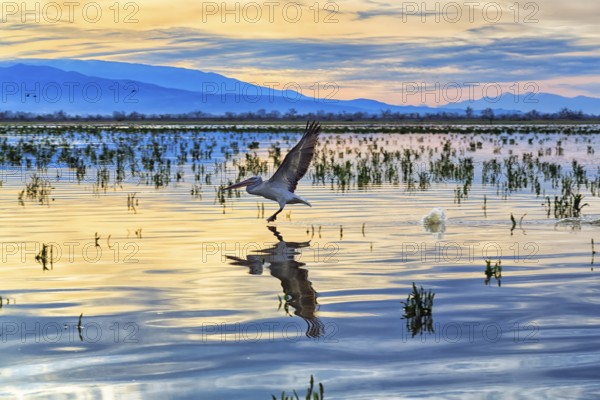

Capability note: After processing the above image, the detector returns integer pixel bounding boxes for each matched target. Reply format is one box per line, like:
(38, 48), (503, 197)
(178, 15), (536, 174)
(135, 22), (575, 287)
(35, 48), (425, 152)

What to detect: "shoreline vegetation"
(2, 121), (600, 136)
(0, 120), (600, 135)
(0, 107), (598, 127)
(1, 119), (600, 129)
(3, 122), (600, 138)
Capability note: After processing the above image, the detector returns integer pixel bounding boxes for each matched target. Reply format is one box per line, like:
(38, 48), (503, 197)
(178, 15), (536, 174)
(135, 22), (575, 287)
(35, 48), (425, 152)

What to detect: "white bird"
(223, 121), (321, 222)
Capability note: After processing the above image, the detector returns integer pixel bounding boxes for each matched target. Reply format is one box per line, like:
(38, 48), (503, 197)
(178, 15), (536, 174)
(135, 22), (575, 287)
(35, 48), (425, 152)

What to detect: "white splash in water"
(422, 207), (446, 226)
(421, 207), (446, 238)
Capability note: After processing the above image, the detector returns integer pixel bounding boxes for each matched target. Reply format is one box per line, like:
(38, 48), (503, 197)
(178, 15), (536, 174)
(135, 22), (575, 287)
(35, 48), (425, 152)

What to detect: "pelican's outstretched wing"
(269, 121), (321, 193)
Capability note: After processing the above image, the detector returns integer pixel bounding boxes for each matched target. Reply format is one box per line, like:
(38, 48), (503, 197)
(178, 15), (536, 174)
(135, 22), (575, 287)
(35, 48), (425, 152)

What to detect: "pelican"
(223, 121), (321, 222)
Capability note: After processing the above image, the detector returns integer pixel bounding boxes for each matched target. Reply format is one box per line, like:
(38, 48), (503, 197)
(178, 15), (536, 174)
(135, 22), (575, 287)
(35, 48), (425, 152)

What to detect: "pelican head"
(223, 176), (262, 191)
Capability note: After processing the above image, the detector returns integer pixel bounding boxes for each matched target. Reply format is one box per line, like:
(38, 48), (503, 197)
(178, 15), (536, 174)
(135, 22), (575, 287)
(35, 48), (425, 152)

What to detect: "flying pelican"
(223, 121), (321, 222)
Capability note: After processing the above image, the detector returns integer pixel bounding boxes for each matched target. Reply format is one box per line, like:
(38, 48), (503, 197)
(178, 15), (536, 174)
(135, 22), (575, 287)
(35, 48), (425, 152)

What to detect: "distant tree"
(53, 110), (67, 120)
(112, 111), (126, 121)
(128, 111), (142, 120)
(481, 108), (494, 124)
(284, 108), (298, 119)
(558, 107), (584, 120)
(465, 106), (474, 119)
(267, 110), (281, 119)
(380, 109), (392, 120)
(524, 109), (540, 120)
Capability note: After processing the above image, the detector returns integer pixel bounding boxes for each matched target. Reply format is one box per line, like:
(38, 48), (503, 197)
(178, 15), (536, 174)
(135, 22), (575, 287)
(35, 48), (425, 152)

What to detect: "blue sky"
(2, 0), (599, 105)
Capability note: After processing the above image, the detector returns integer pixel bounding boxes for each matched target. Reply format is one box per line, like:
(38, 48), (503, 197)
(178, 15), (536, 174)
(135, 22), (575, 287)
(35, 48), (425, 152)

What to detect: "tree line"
(0, 107), (596, 123)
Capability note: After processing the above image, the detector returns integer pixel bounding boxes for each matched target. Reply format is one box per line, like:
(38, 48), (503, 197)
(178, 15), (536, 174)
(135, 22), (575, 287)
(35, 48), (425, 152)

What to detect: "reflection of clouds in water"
(421, 207), (446, 239)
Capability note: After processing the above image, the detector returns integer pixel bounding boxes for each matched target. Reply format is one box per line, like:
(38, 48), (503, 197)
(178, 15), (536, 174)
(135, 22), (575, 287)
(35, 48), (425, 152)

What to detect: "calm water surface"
(1, 125), (599, 399)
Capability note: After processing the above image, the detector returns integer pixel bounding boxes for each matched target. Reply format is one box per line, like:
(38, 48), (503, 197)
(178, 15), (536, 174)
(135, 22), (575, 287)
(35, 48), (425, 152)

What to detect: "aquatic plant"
(191, 184), (202, 199)
(77, 313), (84, 341)
(510, 213), (517, 233)
(127, 193), (138, 213)
(484, 259), (502, 286)
(20, 174), (53, 205)
(272, 375), (324, 400)
(401, 282), (435, 337)
(549, 192), (589, 219)
(591, 239), (596, 269)
(35, 243), (54, 271)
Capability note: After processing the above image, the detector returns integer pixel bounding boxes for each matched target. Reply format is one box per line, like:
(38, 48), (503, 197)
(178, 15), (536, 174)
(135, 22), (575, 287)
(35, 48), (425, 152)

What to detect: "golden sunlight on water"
(1, 125), (600, 398)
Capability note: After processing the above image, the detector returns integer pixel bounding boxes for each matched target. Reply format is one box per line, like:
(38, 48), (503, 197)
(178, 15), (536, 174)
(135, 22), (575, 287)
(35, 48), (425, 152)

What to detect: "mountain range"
(0, 59), (598, 116)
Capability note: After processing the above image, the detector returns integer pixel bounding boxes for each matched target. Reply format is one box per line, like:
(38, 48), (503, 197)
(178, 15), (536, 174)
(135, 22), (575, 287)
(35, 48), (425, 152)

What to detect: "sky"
(1, 0), (599, 106)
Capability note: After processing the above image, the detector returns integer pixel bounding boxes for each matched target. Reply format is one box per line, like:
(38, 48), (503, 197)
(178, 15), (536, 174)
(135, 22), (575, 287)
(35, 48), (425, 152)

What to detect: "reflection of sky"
(2, 0), (599, 105)
(1, 128), (600, 397)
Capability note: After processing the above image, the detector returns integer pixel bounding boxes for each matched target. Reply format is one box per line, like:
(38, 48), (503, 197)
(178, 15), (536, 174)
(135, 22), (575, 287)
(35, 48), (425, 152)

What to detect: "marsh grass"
(548, 193), (589, 218)
(591, 239), (596, 269)
(191, 184), (202, 199)
(2, 125), (598, 217)
(484, 259), (502, 286)
(19, 174), (53, 205)
(401, 282), (435, 337)
(272, 375), (324, 400)
(35, 243), (54, 271)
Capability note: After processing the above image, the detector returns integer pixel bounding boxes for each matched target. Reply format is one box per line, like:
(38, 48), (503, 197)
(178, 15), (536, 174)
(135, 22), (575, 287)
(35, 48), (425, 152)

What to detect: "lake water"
(1, 124), (599, 399)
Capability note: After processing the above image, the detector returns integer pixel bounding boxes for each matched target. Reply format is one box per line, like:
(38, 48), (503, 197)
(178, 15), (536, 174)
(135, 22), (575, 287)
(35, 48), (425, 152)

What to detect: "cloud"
(1, 4), (599, 105)
(128, 27), (600, 83)
(12, 24), (594, 105)
(354, 4), (456, 21)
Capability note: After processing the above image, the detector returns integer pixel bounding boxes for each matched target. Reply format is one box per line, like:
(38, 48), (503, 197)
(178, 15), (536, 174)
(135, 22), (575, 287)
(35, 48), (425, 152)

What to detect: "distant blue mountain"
(3, 58), (305, 100)
(448, 92), (600, 114)
(0, 60), (597, 116)
(0, 62), (448, 116)
(0, 64), (212, 115)
(14, 59), (454, 113)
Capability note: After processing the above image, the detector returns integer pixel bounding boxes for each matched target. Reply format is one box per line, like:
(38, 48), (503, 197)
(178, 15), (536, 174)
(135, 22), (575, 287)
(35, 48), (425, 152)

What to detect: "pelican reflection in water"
(226, 226), (324, 338)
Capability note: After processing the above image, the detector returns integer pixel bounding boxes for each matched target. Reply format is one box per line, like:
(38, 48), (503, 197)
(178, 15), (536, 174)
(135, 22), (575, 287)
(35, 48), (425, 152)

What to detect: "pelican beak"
(223, 178), (253, 190)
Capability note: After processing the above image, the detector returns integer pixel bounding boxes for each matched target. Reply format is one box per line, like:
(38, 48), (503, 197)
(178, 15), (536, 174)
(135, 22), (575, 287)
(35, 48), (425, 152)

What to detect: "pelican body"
(223, 121), (321, 222)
